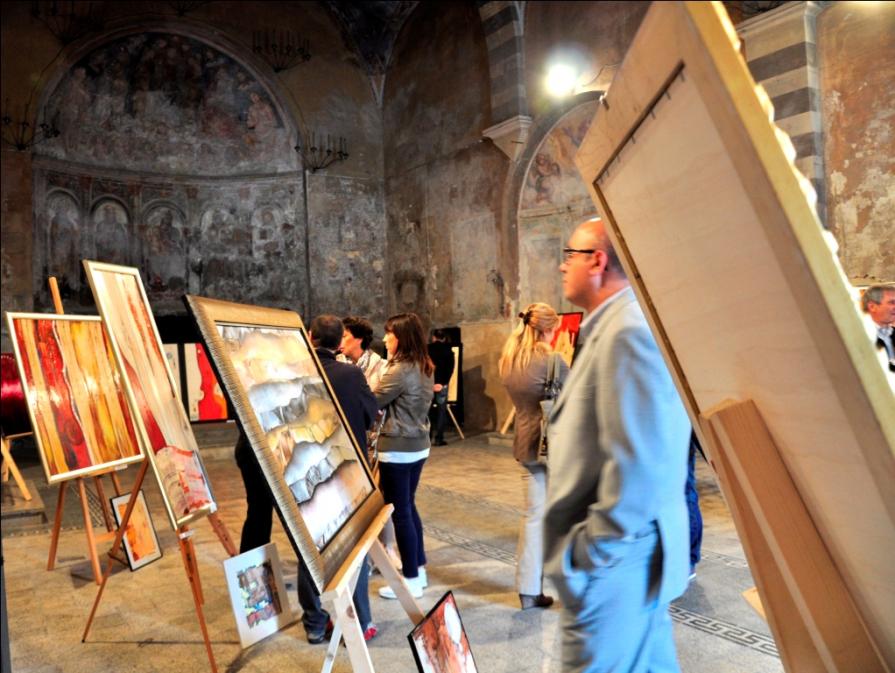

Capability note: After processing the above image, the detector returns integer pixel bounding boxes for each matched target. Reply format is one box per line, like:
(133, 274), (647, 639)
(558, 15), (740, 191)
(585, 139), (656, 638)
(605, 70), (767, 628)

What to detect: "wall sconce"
(1, 99), (60, 152)
(294, 131), (348, 173)
(253, 29), (311, 73)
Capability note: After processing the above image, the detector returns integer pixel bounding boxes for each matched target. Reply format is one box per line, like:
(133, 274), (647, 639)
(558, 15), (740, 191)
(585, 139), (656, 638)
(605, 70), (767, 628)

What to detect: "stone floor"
(1, 425), (783, 673)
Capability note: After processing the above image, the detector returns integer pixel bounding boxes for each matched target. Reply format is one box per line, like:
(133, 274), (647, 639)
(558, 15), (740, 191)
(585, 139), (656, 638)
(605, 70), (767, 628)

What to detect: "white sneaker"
(379, 575), (424, 599)
(418, 566), (428, 588)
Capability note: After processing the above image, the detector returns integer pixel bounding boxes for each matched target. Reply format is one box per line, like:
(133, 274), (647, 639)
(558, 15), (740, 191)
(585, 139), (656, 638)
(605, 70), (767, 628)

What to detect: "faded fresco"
(40, 33), (296, 175)
(32, 171), (305, 315)
(517, 103), (600, 312)
(519, 101), (598, 214)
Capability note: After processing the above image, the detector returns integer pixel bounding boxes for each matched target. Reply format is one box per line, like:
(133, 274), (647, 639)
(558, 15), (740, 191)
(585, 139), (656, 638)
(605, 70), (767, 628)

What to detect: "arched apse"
(516, 100), (599, 312)
(31, 23), (304, 314)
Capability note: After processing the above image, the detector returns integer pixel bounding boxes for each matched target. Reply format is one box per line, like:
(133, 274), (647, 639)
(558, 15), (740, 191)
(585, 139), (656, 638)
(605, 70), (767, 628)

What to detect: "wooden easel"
(445, 404), (465, 441)
(82, 459), (220, 672)
(700, 399), (886, 673)
(499, 407), (515, 435)
(44, 277), (130, 583)
(318, 504), (425, 673)
(1, 432), (33, 501)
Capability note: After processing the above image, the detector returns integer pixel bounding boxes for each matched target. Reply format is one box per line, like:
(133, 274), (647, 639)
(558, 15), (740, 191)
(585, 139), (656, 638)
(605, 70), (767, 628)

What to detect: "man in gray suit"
(543, 218), (691, 672)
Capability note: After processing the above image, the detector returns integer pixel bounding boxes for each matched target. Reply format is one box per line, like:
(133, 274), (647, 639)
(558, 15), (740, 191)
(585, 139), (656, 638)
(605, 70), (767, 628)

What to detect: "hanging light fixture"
(252, 29), (311, 73)
(294, 131), (349, 173)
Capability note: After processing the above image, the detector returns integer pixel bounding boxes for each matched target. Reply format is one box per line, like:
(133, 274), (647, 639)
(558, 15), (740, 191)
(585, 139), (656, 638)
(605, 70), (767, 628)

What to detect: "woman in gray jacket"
(373, 312), (435, 599)
(499, 302), (569, 609)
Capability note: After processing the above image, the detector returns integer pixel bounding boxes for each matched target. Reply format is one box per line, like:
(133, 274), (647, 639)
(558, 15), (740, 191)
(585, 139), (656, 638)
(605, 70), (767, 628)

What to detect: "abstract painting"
(110, 490), (162, 571)
(186, 295), (382, 591)
(550, 312), (584, 366)
(85, 262), (216, 529)
(223, 543), (293, 649)
(6, 314), (143, 483)
(184, 343), (228, 421)
(408, 591), (478, 673)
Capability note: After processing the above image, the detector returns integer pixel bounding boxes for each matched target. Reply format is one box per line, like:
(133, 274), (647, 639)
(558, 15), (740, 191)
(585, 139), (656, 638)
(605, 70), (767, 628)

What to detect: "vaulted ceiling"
(321, 0), (419, 75)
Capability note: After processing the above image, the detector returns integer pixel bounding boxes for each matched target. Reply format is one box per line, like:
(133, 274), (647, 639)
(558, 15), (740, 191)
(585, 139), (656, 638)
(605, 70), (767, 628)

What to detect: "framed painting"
(550, 312), (583, 366)
(573, 1), (894, 665)
(224, 542), (293, 649)
(408, 591), (478, 673)
(6, 313), (143, 483)
(83, 261), (216, 529)
(110, 490), (162, 571)
(185, 295), (382, 591)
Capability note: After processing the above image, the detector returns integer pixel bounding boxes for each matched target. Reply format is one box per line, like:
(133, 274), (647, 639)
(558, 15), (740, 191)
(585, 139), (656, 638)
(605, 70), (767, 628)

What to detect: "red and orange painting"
(550, 312), (583, 366)
(111, 490), (162, 570)
(7, 314), (143, 483)
(85, 262), (215, 528)
(409, 591), (478, 673)
(185, 343), (228, 421)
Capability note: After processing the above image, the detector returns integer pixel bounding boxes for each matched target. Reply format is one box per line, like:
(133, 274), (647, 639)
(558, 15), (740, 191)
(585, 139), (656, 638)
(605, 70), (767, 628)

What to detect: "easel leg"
(446, 404), (465, 440)
(110, 472), (123, 496)
(83, 461), (149, 642)
(369, 540), (425, 624)
(77, 478), (103, 585)
(207, 511), (237, 557)
(47, 481), (68, 571)
(321, 566), (371, 673)
(1, 437), (32, 501)
(178, 530), (217, 673)
(499, 407), (515, 435)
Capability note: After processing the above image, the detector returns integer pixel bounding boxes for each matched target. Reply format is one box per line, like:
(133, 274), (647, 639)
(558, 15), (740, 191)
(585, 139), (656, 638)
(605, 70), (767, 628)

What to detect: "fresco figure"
(94, 202), (130, 265)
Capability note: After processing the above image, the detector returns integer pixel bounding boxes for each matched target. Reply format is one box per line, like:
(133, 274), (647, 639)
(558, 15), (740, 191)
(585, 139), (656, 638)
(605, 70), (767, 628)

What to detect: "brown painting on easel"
(574, 2), (894, 669)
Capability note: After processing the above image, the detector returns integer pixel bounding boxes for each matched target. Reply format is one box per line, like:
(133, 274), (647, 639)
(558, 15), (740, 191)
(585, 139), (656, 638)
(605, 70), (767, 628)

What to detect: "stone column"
(478, 1), (532, 161)
(738, 1), (826, 223)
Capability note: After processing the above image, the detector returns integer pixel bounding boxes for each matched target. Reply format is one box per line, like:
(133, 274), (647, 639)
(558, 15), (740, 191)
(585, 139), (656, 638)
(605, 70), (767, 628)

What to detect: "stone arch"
(497, 92), (601, 313)
(29, 18), (306, 314)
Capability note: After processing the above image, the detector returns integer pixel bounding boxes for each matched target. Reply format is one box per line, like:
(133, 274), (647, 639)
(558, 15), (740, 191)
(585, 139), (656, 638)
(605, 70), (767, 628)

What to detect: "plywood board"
(574, 1), (895, 665)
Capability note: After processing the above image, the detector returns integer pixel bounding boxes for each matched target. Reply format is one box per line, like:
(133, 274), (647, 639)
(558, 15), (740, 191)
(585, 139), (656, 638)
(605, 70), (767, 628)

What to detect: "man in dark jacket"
(427, 328), (455, 446)
(296, 314), (379, 641)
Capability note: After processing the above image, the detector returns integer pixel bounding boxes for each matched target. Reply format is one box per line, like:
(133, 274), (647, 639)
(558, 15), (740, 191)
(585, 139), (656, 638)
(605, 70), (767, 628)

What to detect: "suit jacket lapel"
(549, 289), (636, 421)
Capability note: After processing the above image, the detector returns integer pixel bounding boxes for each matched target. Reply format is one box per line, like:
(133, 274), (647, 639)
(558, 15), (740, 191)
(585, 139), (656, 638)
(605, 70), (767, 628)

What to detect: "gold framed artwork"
(110, 490), (163, 571)
(223, 542), (294, 649)
(6, 313), (143, 483)
(185, 295), (382, 591)
(83, 261), (216, 529)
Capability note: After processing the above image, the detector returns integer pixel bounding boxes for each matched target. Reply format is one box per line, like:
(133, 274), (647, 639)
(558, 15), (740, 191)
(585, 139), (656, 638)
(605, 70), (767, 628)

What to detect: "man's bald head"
(575, 217), (622, 276)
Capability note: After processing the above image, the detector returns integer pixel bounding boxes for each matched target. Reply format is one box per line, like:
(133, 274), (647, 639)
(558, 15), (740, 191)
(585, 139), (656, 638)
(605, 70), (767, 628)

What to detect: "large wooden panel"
(574, 1), (894, 665)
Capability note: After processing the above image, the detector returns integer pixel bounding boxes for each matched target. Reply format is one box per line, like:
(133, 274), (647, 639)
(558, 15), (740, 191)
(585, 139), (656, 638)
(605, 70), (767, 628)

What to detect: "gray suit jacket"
(543, 287), (691, 608)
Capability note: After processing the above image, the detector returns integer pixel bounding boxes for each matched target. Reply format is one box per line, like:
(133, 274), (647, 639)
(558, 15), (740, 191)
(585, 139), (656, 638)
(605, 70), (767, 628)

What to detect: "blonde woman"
(499, 302), (569, 610)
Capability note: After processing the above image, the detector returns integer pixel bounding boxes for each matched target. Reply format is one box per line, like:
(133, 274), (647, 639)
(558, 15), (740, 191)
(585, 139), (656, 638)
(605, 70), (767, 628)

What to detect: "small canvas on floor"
(408, 591), (478, 673)
(224, 543), (294, 649)
(110, 490), (162, 571)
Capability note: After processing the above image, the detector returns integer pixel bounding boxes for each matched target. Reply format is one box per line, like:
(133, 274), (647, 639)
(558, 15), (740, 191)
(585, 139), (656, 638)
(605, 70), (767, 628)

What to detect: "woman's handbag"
(537, 354), (562, 463)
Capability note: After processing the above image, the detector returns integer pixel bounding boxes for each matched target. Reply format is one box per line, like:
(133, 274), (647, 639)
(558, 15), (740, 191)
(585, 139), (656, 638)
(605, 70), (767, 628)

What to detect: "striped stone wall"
(477, 1), (527, 122)
(738, 1), (826, 224)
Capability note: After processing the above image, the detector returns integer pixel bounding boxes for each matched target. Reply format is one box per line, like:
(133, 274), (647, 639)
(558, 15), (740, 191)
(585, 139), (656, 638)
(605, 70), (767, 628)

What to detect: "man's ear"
(588, 249), (607, 276)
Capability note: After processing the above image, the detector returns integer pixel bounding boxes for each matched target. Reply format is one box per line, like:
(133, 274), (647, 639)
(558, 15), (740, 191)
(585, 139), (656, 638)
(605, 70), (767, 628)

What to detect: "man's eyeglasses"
(562, 248), (596, 262)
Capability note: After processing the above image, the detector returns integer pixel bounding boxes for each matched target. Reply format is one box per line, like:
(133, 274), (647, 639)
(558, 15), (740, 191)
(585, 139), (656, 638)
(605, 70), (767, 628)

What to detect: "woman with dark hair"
(373, 312), (434, 599)
(340, 316), (386, 390)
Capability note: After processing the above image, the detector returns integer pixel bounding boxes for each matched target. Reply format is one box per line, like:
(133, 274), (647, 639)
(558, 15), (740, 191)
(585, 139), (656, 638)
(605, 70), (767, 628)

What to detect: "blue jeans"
(686, 434), (703, 567)
(379, 459), (427, 578)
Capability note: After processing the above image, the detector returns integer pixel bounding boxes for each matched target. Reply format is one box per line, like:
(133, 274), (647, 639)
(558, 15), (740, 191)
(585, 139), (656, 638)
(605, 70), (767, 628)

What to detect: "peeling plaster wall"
(382, 2), (510, 432)
(0, 1), (387, 350)
(819, 2), (895, 284)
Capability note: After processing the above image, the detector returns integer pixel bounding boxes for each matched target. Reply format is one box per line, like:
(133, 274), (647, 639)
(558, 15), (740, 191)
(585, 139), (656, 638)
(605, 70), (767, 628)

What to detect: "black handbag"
(537, 354), (562, 463)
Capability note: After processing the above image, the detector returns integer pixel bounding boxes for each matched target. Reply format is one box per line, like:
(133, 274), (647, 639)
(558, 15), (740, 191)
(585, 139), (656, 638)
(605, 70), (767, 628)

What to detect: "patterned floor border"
(424, 524), (779, 660)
